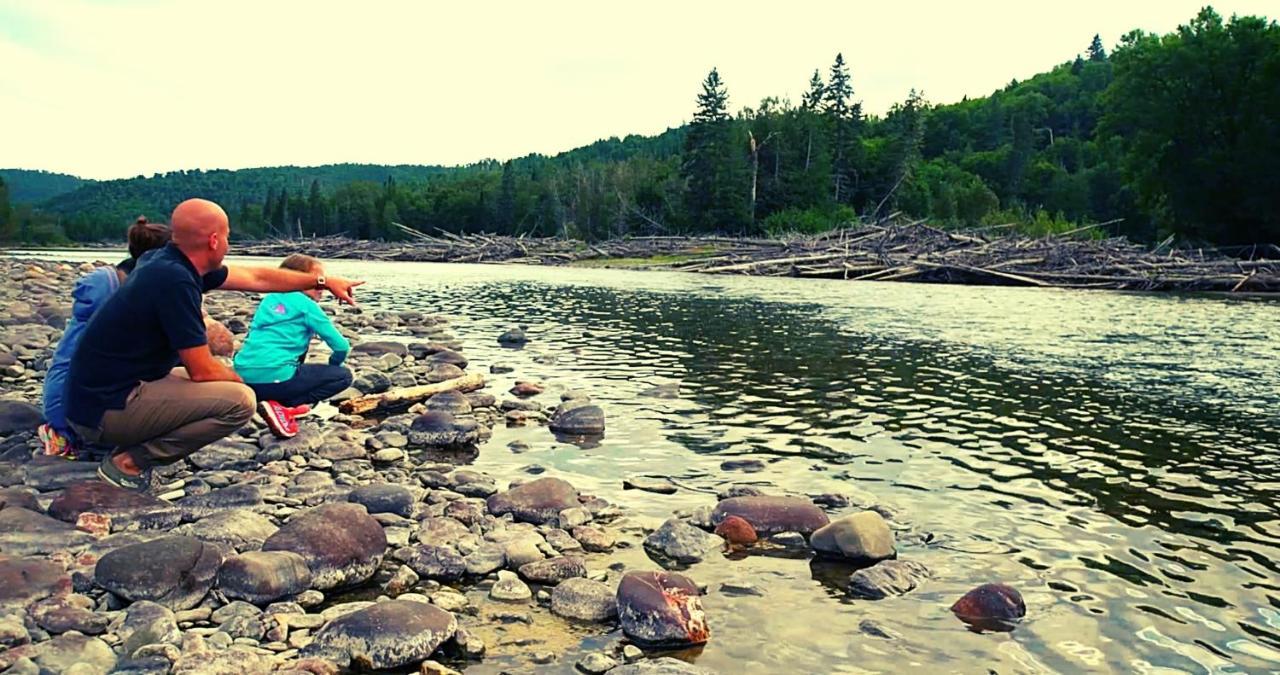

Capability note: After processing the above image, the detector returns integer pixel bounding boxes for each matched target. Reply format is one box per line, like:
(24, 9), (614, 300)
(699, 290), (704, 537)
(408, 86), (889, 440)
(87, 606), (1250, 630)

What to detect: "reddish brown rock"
(75, 513), (111, 537)
(48, 481), (180, 531)
(262, 503), (386, 590)
(950, 583), (1026, 631)
(713, 515), (757, 545)
(486, 477), (579, 525)
(616, 570), (710, 647)
(510, 381), (544, 397)
(0, 554), (71, 608)
(710, 496), (829, 536)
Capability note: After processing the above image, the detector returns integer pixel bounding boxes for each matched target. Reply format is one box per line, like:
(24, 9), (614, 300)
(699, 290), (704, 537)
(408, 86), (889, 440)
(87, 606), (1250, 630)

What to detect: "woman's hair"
(127, 216), (171, 259)
(279, 253), (321, 274)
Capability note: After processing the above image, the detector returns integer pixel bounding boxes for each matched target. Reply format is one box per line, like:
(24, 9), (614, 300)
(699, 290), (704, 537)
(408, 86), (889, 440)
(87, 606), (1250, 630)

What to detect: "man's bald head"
(170, 198), (231, 272)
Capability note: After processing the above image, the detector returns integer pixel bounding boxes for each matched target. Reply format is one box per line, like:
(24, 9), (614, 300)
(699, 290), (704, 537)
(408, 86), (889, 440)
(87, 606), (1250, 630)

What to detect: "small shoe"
(38, 424), (78, 460)
(97, 454), (150, 492)
(259, 400), (297, 439)
(283, 404), (311, 418)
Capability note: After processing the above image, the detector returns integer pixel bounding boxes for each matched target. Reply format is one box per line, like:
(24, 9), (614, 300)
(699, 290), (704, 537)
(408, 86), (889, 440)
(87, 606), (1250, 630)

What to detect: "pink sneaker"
(258, 400), (298, 439)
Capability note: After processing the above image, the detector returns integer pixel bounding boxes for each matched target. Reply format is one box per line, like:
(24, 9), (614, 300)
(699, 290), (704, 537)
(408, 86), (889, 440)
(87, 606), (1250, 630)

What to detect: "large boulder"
(616, 571), (710, 647)
(0, 400), (41, 435)
(550, 577), (617, 622)
(0, 554), (70, 608)
(486, 477), (579, 525)
(809, 511), (895, 562)
(262, 503), (386, 590)
(847, 560), (931, 599)
(643, 519), (723, 565)
(94, 536), (222, 610)
(172, 510), (278, 552)
(950, 583), (1026, 631)
(217, 551), (313, 605)
(301, 599), (457, 669)
(710, 496), (829, 536)
(548, 400), (605, 436)
(0, 507), (95, 556)
(47, 481), (181, 531)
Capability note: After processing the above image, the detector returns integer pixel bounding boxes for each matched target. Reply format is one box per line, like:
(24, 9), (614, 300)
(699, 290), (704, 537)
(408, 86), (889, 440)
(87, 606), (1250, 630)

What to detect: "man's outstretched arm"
(178, 345), (242, 383)
(220, 266), (365, 305)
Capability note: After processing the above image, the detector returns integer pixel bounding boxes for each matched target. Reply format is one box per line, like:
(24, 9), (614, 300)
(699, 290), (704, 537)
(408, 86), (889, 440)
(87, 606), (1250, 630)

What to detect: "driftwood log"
(338, 372), (485, 415)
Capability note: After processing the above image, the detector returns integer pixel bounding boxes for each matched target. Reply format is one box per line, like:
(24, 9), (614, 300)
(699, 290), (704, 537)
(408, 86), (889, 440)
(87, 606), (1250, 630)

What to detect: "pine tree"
(0, 177), (12, 241)
(271, 187), (287, 231)
(1087, 34), (1107, 61)
(1072, 54), (1086, 74)
(307, 180), (324, 234)
(801, 69), (824, 110)
(497, 161), (516, 231)
(682, 68), (751, 233)
(263, 187), (276, 231)
(821, 53), (863, 204)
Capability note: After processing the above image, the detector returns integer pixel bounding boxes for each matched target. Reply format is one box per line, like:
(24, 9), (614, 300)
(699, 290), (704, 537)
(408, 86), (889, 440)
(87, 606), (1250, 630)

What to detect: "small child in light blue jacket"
(233, 254), (352, 438)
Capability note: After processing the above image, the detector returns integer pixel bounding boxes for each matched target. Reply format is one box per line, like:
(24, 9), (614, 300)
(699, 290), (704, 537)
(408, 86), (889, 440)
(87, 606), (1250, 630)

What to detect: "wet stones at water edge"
(486, 476), (580, 524)
(497, 326), (528, 346)
(518, 555), (588, 585)
(261, 502), (387, 590)
(809, 511), (896, 563)
(550, 577), (618, 622)
(408, 411), (481, 448)
(301, 599), (458, 670)
(610, 657), (719, 674)
(846, 559), (931, 600)
(94, 536), (223, 611)
(951, 583), (1026, 631)
(616, 570), (710, 647)
(644, 518), (724, 566)
(216, 550), (313, 605)
(713, 515), (758, 546)
(710, 495), (830, 536)
(548, 399), (606, 436)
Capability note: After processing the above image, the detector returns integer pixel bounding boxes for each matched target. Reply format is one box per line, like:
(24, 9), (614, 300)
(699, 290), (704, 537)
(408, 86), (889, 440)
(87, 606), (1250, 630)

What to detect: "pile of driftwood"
(234, 220), (1280, 293)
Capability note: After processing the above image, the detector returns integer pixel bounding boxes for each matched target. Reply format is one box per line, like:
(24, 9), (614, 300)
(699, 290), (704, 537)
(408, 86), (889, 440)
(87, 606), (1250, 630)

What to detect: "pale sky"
(1, 0), (1274, 180)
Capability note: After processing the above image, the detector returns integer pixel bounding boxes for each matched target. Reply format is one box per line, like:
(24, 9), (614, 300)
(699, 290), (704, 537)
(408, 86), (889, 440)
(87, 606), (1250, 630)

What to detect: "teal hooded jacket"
(233, 292), (350, 383)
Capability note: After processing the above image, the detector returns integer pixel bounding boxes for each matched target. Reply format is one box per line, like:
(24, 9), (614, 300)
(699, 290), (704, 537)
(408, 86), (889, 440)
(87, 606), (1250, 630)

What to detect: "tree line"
(2, 7), (1275, 247)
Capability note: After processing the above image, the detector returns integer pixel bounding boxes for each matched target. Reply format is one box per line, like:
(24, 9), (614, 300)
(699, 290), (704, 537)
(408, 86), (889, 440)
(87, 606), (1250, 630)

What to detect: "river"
(10, 250), (1280, 673)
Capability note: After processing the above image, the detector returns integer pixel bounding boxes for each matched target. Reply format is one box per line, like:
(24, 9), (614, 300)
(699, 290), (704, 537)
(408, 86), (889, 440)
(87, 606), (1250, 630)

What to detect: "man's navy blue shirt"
(66, 244), (228, 428)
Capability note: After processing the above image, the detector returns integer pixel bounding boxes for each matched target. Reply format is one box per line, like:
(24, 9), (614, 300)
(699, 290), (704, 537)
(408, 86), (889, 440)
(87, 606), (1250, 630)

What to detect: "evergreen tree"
(0, 177), (12, 241)
(801, 69), (825, 110)
(271, 187), (287, 231)
(821, 53), (863, 204)
(263, 187), (277, 231)
(307, 179), (324, 233)
(1071, 55), (1086, 74)
(682, 68), (751, 233)
(1087, 34), (1107, 61)
(497, 161), (516, 230)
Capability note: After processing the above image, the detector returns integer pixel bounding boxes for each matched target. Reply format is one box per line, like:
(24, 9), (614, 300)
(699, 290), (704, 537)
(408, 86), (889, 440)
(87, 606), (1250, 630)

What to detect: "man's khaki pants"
(72, 370), (256, 469)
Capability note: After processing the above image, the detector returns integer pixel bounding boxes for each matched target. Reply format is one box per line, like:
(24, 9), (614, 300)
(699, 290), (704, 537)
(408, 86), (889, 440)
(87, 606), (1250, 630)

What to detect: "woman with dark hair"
(39, 217), (171, 458)
(234, 253), (352, 438)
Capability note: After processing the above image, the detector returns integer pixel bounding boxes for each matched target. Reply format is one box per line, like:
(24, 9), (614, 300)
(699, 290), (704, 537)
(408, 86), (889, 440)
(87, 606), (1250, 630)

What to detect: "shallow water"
(13, 251), (1280, 673)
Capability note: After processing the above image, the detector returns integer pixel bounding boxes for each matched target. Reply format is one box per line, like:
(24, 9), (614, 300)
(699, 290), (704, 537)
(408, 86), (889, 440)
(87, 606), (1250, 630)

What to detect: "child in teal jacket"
(234, 254), (352, 437)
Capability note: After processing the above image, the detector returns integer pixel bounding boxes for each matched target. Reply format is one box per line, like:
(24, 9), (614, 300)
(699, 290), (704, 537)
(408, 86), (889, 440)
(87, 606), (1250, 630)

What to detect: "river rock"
(218, 551), (313, 605)
(187, 439), (259, 471)
(172, 509), (278, 552)
(0, 487), (39, 512)
(616, 571), (710, 647)
(713, 515), (757, 545)
(262, 503), (386, 590)
(301, 599), (457, 669)
(510, 381), (543, 397)
(572, 525), (615, 552)
(21, 456), (99, 492)
(408, 412), (479, 447)
(415, 517), (471, 545)
(94, 536), (222, 610)
(348, 483), (415, 518)
(405, 544), (466, 581)
(486, 477), (579, 524)
(644, 518), (723, 565)
(29, 594), (108, 634)
(464, 543), (506, 575)
(354, 371), (392, 395)
(0, 554), (69, 607)
(497, 327), (527, 346)
(490, 570), (532, 602)
(950, 583), (1026, 630)
(47, 481), (181, 531)
(425, 390), (472, 416)
(550, 577), (617, 622)
(353, 341), (409, 357)
(810, 511), (895, 562)
(0, 507), (95, 556)
(610, 657), (718, 674)
(847, 559), (931, 599)
(426, 349), (468, 369)
(548, 400), (605, 435)
(0, 400), (41, 435)
(518, 556), (587, 585)
(117, 601), (181, 656)
(710, 496), (829, 536)
(175, 484), (264, 521)
(13, 633), (116, 675)
(623, 477), (678, 495)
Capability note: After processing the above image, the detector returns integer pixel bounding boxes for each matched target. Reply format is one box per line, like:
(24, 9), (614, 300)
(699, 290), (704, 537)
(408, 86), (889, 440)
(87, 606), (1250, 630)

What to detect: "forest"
(1, 7), (1275, 247)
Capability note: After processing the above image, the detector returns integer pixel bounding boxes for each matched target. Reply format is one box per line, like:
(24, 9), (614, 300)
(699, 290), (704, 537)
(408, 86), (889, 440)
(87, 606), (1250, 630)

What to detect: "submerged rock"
(262, 503), (386, 590)
(486, 477), (580, 524)
(710, 496), (829, 536)
(810, 511), (896, 563)
(950, 583), (1026, 631)
(643, 518), (723, 565)
(616, 570), (710, 647)
(847, 560), (931, 600)
(497, 327), (528, 346)
(94, 536), (222, 610)
(548, 400), (605, 436)
(302, 599), (457, 669)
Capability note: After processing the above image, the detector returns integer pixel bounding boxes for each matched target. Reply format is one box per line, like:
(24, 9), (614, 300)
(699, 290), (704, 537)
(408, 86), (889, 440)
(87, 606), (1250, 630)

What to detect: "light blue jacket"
(44, 266), (120, 434)
(234, 292), (350, 383)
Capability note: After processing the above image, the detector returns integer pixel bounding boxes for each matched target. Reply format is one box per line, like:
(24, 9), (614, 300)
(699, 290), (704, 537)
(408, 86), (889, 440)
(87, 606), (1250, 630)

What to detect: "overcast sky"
(2, 0), (1274, 180)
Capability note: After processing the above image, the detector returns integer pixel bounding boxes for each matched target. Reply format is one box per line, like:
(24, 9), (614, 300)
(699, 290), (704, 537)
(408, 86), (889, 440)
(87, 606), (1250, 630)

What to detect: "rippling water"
(13, 251), (1280, 673)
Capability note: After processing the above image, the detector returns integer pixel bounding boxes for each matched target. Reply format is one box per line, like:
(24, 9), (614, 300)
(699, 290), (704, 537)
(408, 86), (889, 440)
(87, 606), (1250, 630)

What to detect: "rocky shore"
(0, 257), (1026, 674)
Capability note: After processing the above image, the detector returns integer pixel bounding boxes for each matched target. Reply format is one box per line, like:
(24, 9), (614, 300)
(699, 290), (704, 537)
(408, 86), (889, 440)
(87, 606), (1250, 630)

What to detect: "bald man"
(66, 198), (364, 491)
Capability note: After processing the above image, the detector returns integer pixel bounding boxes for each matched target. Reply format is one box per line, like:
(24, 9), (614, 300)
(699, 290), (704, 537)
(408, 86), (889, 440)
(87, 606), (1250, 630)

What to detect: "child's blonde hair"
(279, 253), (321, 274)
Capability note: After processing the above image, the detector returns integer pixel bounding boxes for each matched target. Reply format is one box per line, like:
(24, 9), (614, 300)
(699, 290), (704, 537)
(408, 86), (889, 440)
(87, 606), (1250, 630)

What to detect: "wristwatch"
(315, 275), (327, 290)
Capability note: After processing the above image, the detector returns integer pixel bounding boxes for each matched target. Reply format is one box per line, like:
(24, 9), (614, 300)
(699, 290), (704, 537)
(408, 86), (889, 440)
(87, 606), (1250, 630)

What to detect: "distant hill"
(0, 169), (92, 204)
